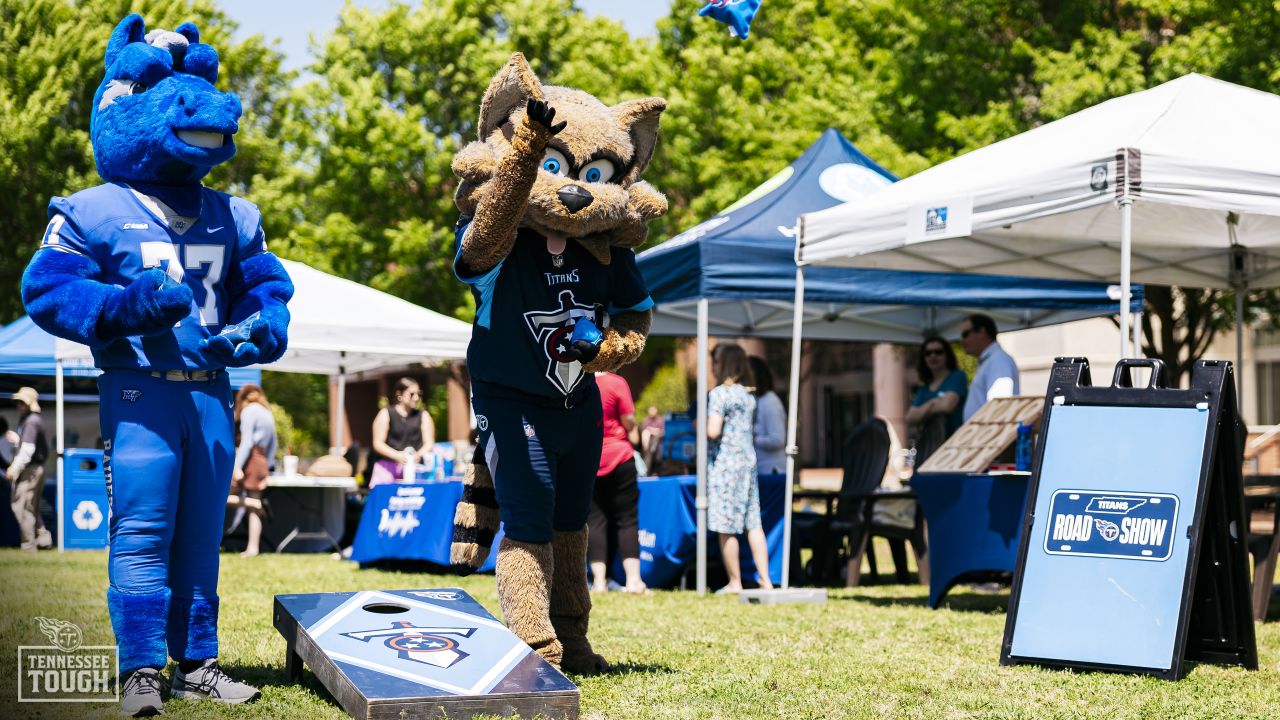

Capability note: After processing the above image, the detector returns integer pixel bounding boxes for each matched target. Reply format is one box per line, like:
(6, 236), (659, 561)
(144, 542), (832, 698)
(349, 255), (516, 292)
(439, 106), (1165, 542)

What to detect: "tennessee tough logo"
(341, 621), (476, 669)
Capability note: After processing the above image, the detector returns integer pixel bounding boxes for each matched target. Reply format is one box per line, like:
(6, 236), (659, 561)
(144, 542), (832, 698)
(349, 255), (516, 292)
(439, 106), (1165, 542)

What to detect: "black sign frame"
(1000, 357), (1257, 680)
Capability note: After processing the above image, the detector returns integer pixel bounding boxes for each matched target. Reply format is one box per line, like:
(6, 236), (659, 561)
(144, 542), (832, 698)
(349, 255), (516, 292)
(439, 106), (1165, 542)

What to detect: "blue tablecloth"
(350, 482), (503, 571)
(911, 472), (1030, 608)
(350, 474), (786, 589)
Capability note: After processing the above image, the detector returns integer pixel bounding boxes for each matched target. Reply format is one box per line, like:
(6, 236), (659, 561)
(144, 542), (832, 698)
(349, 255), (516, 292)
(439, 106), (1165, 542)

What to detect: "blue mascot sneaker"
(170, 659), (260, 705)
(120, 667), (167, 717)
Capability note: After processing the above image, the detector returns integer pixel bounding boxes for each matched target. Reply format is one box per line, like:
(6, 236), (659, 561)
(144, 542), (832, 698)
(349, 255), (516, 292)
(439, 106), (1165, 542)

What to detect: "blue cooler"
(61, 449), (109, 550)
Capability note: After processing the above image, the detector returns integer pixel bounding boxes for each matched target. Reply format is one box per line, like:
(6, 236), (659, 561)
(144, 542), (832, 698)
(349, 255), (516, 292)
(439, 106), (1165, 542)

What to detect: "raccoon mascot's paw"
(581, 310), (652, 374)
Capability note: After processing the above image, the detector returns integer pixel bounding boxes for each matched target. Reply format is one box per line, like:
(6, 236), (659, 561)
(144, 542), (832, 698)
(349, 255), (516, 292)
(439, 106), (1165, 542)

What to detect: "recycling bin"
(61, 449), (109, 550)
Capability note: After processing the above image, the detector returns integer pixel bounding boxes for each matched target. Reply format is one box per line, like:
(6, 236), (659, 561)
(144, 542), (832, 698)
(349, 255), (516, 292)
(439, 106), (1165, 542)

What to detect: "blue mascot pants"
(474, 385), (603, 544)
(98, 370), (233, 673)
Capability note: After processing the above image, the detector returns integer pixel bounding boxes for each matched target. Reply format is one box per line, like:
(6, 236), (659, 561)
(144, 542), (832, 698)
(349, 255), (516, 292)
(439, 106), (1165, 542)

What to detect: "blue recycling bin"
(62, 449), (109, 550)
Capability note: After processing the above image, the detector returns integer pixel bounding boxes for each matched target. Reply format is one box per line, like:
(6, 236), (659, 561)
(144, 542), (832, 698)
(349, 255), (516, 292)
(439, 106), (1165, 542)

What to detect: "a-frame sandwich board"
(1001, 358), (1256, 680)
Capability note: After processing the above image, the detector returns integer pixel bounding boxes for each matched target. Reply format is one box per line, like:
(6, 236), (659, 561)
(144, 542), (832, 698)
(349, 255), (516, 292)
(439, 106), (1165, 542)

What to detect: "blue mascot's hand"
(99, 268), (194, 338)
(202, 311), (266, 367)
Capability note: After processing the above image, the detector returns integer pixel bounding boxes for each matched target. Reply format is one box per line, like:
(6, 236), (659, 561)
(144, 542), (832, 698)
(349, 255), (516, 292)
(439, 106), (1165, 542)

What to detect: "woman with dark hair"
(747, 356), (786, 476)
(905, 337), (968, 453)
(232, 384), (276, 557)
(369, 378), (436, 486)
(707, 343), (773, 593)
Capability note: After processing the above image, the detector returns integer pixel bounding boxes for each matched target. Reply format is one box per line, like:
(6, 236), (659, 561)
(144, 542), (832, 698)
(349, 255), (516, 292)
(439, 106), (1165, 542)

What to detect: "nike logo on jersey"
(123, 223), (149, 230)
(207, 226), (224, 233)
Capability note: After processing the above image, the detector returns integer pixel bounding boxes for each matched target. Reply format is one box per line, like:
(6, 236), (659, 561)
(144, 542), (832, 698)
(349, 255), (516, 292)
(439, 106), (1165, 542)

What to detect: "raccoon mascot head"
(452, 53), (668, 264)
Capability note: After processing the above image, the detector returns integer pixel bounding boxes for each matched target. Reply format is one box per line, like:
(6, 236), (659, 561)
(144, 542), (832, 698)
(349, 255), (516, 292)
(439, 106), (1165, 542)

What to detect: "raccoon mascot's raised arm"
(449, 53), (666, 675)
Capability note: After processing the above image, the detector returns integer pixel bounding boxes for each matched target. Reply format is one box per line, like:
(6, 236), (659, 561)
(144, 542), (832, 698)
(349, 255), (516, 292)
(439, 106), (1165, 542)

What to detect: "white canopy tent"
(798, 74), (1280, 377)
(269, 259), (470, 448)
(49, 260), (471, 546)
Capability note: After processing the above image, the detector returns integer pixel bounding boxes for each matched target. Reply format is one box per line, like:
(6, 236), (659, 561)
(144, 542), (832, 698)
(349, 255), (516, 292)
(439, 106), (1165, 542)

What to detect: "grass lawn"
(0, 548), (1276, 719)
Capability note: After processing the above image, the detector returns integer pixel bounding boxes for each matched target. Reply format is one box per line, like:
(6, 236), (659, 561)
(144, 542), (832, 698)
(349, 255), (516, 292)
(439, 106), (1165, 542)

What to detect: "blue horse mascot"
(20, 14), (292, 716)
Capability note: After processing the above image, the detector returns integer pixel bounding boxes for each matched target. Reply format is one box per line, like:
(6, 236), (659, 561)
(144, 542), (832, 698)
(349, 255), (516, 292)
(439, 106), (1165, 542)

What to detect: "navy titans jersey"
(455, 220), (653, 400)
(38, 182), (267, 371)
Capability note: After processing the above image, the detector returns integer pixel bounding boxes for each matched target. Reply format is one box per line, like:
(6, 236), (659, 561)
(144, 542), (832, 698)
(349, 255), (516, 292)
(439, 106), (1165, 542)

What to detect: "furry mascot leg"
(550, 527), (609, 674)
(108, 587), (171, 674)
(495, 537), (562, 668)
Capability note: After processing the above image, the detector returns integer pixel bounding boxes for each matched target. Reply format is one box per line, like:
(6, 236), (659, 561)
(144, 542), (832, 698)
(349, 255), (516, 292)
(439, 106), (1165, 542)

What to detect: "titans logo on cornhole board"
(342, 621), (475, 669)
(523, 290), (605, 396)
(274, 588), (578, 719)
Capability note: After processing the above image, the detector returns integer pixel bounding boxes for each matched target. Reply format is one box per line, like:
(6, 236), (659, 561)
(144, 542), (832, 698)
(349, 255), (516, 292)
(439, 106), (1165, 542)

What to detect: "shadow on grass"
(225, 662), (338, 705)
(598, 660), (676, 677)
(836, 589), (1010, 613)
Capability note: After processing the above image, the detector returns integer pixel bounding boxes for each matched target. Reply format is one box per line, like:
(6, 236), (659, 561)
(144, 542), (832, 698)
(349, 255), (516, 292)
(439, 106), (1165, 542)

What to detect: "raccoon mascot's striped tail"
(450, 458), (500, 574)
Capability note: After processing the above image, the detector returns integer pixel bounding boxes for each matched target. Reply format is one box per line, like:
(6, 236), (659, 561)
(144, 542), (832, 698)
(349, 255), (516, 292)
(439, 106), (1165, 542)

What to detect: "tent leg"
(333, 368), (347, 454)
(1118, 198), (1133, 358)
(1237, 287), (1245, 405)
(782, 268), (805, 590)
(696, 299), (709, 596)
(56, 360), (65, 553)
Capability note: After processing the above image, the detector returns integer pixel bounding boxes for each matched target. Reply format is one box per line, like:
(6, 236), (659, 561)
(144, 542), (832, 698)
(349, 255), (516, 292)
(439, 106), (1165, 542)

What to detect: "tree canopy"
(3, 0), (1279, 386)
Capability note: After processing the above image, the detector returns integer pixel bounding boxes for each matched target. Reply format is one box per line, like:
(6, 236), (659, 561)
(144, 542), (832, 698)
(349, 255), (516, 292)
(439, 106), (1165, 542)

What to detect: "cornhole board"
(1001, 358), (1257, 680)
(273, 588), (578, 719)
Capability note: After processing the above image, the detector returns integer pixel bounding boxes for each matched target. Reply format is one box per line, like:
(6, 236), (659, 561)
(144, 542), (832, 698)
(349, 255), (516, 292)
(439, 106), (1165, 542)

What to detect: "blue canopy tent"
(0, 316), (261, 550)
(636, 129), (1144, 594)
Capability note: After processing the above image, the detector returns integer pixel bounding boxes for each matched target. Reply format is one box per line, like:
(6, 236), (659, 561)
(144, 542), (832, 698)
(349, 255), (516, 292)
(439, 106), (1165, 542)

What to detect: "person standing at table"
(587, 372), (648, 595)
(707, 344), (773, 594)
(369, 378), (436, 486)
(906, 337), (968, 465)
(232, 384), (277, 557)
(960, 313), (1020, 421)
(747, 356), (786, 477)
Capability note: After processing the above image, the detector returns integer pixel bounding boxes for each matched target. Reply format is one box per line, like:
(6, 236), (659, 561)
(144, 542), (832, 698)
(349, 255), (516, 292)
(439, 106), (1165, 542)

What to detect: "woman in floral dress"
(707, 343), (774, 593)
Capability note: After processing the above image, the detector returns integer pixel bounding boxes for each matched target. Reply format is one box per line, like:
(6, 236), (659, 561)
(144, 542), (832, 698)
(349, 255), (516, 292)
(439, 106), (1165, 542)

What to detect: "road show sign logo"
(19, 617), (118, 703)
(1043, 490), (1179, 561)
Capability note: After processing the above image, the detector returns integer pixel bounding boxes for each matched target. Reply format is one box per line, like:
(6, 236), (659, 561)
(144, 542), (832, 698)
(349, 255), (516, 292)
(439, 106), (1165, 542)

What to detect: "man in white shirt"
(960, 314), (1020, 421)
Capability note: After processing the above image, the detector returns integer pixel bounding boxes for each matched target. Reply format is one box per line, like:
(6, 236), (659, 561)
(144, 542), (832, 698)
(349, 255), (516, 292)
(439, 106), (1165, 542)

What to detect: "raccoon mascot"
(21, 14), (291, 715)
(449, 53), (666, 674)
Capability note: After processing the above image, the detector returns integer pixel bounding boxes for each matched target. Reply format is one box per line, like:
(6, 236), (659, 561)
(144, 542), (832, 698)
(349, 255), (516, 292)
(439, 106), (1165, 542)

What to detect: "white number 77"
(139, 242), (224, 326)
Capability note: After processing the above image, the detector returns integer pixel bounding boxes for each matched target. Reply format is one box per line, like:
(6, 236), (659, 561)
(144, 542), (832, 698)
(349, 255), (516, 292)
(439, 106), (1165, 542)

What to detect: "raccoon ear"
(612, 97), (666, 184)
(477, 52), (545, 141)
(105, 14), (147, 71)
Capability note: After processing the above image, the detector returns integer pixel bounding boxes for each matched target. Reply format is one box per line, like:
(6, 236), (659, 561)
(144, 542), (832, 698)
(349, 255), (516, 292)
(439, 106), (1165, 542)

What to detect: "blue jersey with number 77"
(37, 182), (267, 371)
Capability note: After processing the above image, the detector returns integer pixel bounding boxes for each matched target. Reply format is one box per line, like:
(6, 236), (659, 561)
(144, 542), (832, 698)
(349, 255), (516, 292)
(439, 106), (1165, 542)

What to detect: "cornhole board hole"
(274, 588), (578, 719)
(1001, 358), (1257, 680)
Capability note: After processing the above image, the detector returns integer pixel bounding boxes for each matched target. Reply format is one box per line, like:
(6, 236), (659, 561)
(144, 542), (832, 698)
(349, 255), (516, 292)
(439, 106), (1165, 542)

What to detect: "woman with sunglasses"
(369, 378), (436, 486)
(905, 337), (968, 450)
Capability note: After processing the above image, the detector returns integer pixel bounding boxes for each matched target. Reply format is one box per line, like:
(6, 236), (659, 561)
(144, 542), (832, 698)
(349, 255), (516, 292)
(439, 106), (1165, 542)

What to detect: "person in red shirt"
(588, 372), (649, 594)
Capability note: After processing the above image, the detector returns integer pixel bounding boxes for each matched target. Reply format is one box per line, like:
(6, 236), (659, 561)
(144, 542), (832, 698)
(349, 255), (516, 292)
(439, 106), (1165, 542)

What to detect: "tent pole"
(334, 354), (347, 453)
(783, 267), (805, 590)
(56, 359), (65, 553)
(1237, 287), (1245, 404)
(695, 298), (709, 596)
(1118, 198), (1133, 358)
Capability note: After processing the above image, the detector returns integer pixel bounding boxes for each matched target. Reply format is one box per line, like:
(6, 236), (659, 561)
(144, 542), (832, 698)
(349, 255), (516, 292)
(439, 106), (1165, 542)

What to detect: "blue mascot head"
(92, 14), (241, 186)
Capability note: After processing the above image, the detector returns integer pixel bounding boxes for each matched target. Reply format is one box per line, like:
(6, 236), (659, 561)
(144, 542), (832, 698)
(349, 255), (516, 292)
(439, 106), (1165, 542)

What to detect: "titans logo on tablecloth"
(523, 290), (605, 396)
(342, 621), (476, 670)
